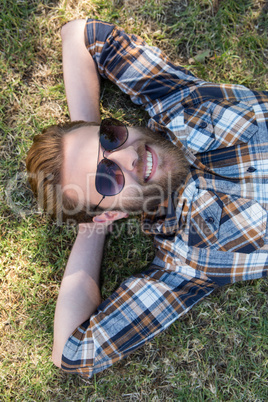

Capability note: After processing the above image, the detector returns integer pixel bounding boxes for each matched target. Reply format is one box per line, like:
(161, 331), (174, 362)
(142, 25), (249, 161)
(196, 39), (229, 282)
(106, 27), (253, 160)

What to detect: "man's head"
(26, 119), (189, 224)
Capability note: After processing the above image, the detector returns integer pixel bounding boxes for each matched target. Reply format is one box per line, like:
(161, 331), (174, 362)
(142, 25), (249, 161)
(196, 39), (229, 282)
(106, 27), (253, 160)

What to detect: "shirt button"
(247, 166), (256, 172)
(205, 217), (214, 223)
(198, 122), (207, 129)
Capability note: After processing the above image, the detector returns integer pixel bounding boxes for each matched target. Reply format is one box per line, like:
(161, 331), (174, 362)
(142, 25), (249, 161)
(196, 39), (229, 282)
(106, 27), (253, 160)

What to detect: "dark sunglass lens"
(100, 119), (127, 150)
(96, 160), (125, 196)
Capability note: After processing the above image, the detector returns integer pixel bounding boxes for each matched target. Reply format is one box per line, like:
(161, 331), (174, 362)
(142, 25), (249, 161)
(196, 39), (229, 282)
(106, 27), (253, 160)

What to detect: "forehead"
(63, 125), (100, 166)
(64, 125), (99, 156)
(61, 125), (100, 194)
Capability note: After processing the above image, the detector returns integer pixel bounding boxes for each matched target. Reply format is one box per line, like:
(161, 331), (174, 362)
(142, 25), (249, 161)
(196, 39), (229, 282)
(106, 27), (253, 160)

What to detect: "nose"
(104, 146), (138, 172)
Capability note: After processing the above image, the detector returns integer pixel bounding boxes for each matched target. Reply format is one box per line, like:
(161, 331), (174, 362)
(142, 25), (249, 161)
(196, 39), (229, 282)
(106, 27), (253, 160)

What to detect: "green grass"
(0, 0), (267, 400)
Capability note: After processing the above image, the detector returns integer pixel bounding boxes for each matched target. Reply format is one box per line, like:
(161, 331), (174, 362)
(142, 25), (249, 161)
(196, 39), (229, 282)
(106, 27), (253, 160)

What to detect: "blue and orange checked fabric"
(61, 19), (268, 377)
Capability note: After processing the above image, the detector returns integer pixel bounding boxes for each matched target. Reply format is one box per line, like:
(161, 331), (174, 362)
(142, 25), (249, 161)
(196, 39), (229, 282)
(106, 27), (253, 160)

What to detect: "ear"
(92, 211), (128, 224)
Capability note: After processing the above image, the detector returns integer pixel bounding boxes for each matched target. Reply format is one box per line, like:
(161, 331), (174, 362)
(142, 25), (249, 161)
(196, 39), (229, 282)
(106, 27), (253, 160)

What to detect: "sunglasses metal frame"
(94, 118), (128, 211)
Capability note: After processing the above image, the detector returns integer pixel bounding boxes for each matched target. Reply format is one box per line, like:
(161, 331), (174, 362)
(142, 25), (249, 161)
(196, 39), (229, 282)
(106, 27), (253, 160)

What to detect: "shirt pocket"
(188, 190), (266, 253)
(184, 100), (258, 154)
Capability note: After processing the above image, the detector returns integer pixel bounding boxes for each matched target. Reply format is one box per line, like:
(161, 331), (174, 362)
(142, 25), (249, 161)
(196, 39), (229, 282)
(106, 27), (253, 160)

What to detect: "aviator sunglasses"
(94, 118), (128, 210)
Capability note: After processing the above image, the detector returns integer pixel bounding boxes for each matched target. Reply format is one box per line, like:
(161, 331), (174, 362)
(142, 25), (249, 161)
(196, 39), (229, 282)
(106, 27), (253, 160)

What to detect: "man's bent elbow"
(61, 19), (86, 41)
(52, 345), (62, 368)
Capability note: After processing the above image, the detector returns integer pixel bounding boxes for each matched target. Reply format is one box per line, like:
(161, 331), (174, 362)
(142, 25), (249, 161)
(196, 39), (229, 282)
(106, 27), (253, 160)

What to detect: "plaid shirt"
(61, 19), (268, 377)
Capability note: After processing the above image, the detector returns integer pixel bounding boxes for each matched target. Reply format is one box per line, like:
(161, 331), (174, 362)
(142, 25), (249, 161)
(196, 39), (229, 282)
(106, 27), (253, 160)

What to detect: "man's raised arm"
(52, 20), (105, 367)
(61, 19), (100, 123)
(52, 224), (106, 367)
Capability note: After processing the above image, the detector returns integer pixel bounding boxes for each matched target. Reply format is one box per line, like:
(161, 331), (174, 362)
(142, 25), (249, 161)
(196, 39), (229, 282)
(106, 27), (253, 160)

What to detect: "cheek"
(117, 179), (144, 208)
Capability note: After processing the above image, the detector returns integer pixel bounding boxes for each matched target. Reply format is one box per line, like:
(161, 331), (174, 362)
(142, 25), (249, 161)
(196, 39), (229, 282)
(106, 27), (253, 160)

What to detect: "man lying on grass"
(26, 19), (268, 378)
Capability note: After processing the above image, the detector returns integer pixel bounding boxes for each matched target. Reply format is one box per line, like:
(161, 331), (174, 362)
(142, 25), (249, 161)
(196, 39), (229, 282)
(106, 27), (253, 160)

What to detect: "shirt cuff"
(84, 18), (115, 57)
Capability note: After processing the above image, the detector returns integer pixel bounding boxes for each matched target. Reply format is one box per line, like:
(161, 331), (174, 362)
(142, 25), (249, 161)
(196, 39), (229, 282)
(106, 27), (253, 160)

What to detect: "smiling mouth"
(145, 147), (153, 181)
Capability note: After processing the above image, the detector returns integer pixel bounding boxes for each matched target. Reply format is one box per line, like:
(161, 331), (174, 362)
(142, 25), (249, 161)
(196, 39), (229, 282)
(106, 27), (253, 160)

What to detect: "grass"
(0, 0), (267, 400)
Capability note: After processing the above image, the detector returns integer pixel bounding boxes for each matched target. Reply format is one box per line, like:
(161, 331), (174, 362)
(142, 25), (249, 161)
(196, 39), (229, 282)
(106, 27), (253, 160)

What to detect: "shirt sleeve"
(61, 264), (217, 378)
(83, 19), (268, 155)
(84, 18), (203, 119)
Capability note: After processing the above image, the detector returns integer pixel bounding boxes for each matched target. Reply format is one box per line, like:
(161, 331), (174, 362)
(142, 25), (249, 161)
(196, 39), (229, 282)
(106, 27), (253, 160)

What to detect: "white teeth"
(145, 150), (153, 180)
